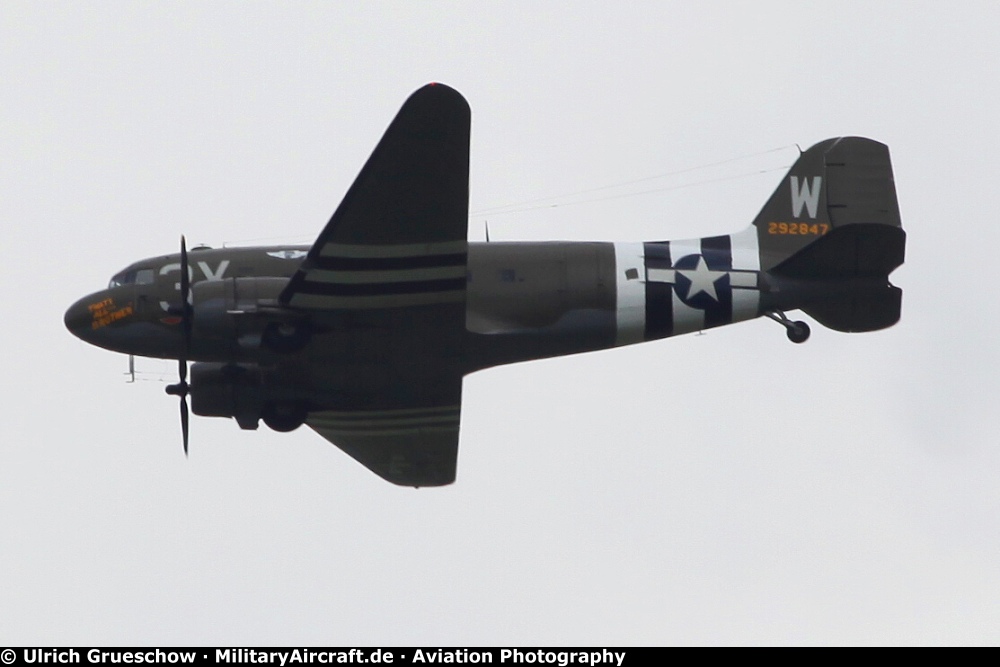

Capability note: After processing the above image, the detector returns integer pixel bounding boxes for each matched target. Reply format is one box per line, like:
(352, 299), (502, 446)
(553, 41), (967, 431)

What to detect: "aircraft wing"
(307, 396), (462, 487)
(279, 83), (470, 312)
(280, 83), (471, 486)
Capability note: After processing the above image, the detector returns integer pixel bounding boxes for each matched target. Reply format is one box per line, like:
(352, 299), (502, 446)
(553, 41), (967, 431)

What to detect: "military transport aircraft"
(64, 83), (905, 487)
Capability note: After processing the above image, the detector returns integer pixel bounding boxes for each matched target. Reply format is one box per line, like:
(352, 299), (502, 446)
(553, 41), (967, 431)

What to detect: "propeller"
(165, 236), (192, 456)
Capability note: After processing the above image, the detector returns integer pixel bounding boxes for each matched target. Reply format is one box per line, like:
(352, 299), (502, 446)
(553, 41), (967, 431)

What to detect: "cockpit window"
(109, 269), (153, 288)
(109, 271), (129, 288)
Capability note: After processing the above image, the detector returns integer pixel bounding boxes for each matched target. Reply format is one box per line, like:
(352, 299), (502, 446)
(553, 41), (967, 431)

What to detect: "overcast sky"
(3, 1), (999, 646)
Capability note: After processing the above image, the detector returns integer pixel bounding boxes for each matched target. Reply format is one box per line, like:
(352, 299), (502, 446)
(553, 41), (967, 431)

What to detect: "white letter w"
(790, 176), (822, 219)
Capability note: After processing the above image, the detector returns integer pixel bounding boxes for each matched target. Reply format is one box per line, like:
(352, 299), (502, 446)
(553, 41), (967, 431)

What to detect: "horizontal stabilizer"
(801, 285), (902, 332)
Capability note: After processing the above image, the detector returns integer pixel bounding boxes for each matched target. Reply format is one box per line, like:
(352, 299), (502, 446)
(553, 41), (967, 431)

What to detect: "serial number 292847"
(768, 222), (829, 235)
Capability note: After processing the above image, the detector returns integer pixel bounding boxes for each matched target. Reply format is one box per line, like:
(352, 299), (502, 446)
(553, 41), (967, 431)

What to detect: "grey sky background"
(2, 1), (999, 645)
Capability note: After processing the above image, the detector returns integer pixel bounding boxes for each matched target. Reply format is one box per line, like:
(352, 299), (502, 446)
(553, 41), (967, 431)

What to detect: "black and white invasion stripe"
(308, 405), (462, 437)
(613, 226), (761, 343)
(287, 241), (468, 310)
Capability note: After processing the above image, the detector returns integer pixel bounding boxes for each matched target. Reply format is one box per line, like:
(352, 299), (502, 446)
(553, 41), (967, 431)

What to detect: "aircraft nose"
(64, 297), (93, 340)
(64, 288), (177, 356)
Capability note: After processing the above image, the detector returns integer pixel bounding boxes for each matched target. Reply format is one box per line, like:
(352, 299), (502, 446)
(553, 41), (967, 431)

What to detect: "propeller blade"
(165, 235), (194, 457)
(179, 235), (188, 292)
(180, 394), (189, 457)
(179, 235), (192, 354)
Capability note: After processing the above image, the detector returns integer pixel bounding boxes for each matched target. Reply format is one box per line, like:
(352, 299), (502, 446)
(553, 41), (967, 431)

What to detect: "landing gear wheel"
(786, 321), (811, 344)
(766, 310), (811, 344)
(262, 322), (310, 353)
(262, 402), (307, 432)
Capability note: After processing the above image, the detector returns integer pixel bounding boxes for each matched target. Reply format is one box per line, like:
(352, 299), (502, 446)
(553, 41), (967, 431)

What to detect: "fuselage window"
(135, 269), (155, 285)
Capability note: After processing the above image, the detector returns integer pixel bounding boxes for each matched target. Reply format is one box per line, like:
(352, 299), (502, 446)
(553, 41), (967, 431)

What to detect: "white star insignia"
(267, 250), (308, 260)
(679, 256), (726, 302)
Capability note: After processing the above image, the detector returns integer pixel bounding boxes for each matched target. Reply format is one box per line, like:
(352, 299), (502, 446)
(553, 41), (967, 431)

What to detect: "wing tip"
(411, 81), (468, 109)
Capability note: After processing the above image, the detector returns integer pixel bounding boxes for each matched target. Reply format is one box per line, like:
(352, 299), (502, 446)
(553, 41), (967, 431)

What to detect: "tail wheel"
(262, 322), (310, 353)
(766, 310), (811, 344)
(786, 321), (811, 344)
(262, 402), (308, 432)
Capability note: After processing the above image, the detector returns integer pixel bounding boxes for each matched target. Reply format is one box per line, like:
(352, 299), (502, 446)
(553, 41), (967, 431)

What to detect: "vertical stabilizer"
(752, 137), (902, 271)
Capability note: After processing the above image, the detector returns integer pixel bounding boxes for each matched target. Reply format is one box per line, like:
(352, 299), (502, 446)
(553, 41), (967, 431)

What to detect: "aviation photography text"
(10, 650), (628, 667)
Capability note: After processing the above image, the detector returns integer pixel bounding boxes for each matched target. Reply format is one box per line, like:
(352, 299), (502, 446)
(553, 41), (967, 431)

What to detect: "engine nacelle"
(191, 277), (309, 353)
(189, 362), (308, 432)
(190, 362), (264, 429)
